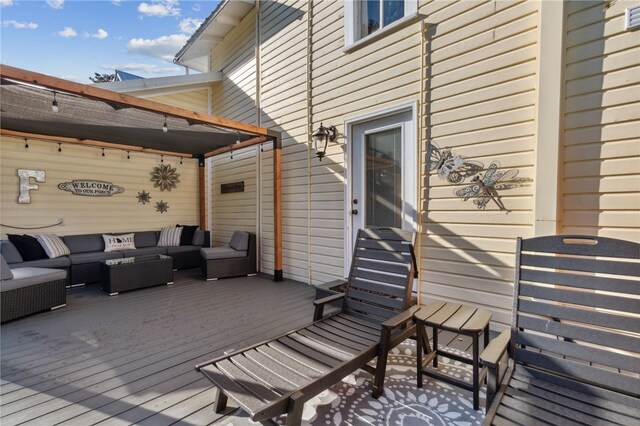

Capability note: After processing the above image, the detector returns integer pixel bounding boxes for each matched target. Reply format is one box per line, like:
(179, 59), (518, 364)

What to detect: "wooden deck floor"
(1, 270), (316, 425)
(1, 269), (487, 425)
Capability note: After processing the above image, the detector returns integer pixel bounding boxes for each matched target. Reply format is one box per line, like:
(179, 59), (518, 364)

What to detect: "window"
(344, 0), (417, 49)
(361, 1), (404, 38)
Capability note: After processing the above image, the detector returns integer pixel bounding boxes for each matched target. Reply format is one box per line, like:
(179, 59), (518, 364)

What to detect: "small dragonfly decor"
(455, 162), (519, 211)
(428, 143), (483, 184)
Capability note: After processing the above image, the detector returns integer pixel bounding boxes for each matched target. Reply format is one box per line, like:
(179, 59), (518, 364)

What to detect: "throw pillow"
(35, 234), (71, 259)
(176, 224), (198, 246)
(1, 255), (14, 281)
(103, 233), (136, 252)
(157, 227), (182, 247)
(7, 234), (47, 261)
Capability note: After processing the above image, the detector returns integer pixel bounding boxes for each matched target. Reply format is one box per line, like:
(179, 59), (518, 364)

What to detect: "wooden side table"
(414, 301), (492, 410)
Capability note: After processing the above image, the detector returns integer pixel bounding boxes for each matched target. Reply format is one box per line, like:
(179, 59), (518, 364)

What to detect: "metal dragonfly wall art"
(455, 162), (519, 212)
(427, 143), (484, 184)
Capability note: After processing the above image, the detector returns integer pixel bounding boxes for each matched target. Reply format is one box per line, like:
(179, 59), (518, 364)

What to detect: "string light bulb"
(24, 138), (29, 149)
(127, 151), (130, 160)
(101, 148), (105, 157)
(58, 143), (62, 152)
(230, 150), (233, 160)
(180, 157), (183, 165)
(161, 154), (164, 163)
(51, 91), (59, 113)
(162, 116), (168, 133)
(235, 131), (241, 144)
(261, 143), (264, 152)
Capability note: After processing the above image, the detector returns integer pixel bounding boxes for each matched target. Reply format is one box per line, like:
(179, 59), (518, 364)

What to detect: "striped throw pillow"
(157, 227), (183, 247)
(35, 234), (71, 259)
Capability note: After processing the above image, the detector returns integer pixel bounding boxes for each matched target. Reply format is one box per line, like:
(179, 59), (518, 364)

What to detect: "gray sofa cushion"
(69, 251), (122, 265)
(63, 234), (104, 254)
(1, 267), (67, 292)
(18, 257), (71, 269)
(1, 255), (14, 281)
(134, 231), (157, 248)
(200, 247), (247, 260)
(229, 231), (249, 251)
(0, 241), (23, 264)
(166, 245), (200, 255)
(192, 229), (205, 246)
(120, 247), (167, 257)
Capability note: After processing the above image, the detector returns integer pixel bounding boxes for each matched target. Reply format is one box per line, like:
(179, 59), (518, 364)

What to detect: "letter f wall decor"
(18, 169), (45, 204)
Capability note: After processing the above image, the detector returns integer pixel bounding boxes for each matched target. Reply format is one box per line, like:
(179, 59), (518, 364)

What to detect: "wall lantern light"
(312, 123), (337, 161)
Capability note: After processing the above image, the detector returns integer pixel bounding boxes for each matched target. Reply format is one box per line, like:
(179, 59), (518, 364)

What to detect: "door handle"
(352, 209), (358, 215)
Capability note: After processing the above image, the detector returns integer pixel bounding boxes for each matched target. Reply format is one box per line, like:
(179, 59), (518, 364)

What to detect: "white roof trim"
(174, 0), (254, 72)
(95, 72), (222, 97)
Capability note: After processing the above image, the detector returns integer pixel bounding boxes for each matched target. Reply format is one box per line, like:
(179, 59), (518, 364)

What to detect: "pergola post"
(273, 134), (283, 281)
(198, 155), (207, 230)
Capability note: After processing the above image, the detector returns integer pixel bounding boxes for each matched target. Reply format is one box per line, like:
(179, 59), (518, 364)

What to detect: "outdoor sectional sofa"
(0, 229), (210, 287)
(1, 255), (67, 323)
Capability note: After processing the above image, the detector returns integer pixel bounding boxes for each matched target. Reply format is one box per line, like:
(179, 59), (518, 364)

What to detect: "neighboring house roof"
(174, 0), (255, 72)
(95, 72), (222, 97)
(115, 70), (143, 81)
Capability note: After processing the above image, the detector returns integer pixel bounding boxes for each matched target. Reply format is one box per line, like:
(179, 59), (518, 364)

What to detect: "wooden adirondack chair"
(196, 227), (418, 425)
(482, 235), (640, 425)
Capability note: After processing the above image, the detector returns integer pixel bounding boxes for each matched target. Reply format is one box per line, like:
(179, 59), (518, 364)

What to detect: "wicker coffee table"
(100, 254), (173, 295)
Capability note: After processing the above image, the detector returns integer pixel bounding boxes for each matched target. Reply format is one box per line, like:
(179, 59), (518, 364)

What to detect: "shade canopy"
(0, 65), (273, 157)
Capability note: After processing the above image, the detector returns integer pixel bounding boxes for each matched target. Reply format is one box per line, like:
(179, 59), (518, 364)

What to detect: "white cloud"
(138, 0), (180, 17)
(178, 17), (202, 34)
(57, 26), (76, 37)
(90, 28), (108, 39)
(191, 3), (201, 12)
(101, 62), (182, 77)
(127, 34), (188, 61)
(0, 0), (14, 8)
(46, 0), (64, 9)
(2, 20), (38, 30)
(111, 0), (123, 5)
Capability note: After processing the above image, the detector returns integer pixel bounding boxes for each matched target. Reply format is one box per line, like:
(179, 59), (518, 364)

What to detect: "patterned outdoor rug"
(216, 339), (485, 425)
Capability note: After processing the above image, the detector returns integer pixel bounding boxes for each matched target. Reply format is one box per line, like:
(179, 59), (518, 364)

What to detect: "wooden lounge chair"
(482, 235), (640, 425)
(196, 227), (418, 425)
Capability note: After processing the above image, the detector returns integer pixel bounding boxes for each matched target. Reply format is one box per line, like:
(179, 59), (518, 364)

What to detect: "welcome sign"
(58, 180), (125, 197)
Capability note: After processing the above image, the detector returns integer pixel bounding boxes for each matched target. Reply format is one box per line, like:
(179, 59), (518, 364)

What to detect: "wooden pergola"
(0, 64), (284, 281)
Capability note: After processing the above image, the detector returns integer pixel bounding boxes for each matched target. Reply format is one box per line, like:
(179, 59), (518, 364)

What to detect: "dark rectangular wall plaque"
(221, 181), (244, 194)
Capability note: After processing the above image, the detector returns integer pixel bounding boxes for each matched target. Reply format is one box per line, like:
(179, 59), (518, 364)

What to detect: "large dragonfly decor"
(455, 162), (520, 212)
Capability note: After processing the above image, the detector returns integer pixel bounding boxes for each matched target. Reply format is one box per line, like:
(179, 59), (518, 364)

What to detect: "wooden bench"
(481, 235), (640, 425)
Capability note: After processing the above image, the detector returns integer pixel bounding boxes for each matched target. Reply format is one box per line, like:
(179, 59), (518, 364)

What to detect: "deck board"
(2, 269), (488, 425)
(1, 270), (315, 425)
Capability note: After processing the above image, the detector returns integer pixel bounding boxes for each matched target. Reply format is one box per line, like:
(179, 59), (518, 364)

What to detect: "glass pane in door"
(365, 127), (402, 228)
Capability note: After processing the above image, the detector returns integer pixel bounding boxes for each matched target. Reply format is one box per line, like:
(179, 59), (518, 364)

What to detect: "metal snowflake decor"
(150, 163), (180, 191)
(155, 200), (169, 214)
(136, 190), (151, 204)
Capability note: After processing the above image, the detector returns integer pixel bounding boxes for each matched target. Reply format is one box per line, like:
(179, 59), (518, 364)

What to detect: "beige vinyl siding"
(419, 0), (538, 329)
(207, 8), (261, 248)
(259, 0), (310, 282)
(145, 90), (209, 114)
(0, 137), (199, 237)
(561, 0), (640, 240)
(210, 146), (257, 246)
(210, 8), (258, 125)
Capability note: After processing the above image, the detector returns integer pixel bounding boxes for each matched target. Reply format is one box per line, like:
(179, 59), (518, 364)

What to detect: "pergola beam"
(0, 129), (193, 158)
(204, 136), (268, 158)
(0, 64), (270, 137)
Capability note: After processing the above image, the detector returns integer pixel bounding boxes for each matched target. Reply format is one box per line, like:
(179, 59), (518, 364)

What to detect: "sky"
(0, 0), (220, 83)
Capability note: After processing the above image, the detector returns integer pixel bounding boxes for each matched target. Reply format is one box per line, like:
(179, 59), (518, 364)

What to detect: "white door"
(348, 110), (417, 259)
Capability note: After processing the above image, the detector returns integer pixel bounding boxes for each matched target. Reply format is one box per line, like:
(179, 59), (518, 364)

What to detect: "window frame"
(344, 0), (418, 51)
